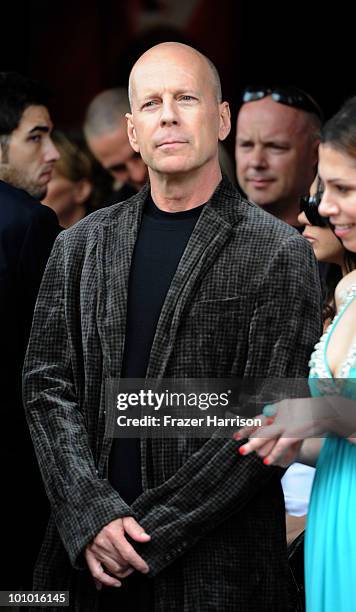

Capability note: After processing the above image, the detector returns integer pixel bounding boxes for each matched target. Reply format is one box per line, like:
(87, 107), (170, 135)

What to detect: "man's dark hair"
(0, 72), (49, 138)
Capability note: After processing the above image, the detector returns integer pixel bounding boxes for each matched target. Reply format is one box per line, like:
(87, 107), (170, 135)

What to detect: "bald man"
(84, 87), (147, 201)
(236, 87), (321, 226)
(23, 44), (321, 611)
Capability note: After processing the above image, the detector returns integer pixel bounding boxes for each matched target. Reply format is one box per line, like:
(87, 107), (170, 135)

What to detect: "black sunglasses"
(242, 86), (323, 121)
(300, 192), (329, 228)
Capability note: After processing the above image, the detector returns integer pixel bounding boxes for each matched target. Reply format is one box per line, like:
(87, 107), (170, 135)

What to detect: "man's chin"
(28, 184), (48, 200)
(153, 156), (193, 175)
(245, 192), (274, 207)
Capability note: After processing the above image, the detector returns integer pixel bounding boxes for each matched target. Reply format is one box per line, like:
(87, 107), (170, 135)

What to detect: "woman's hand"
(233, 397), (329, 466)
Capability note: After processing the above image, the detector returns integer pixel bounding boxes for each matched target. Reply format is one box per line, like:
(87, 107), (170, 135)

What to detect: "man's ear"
(126, 113), (140, 153)
(312, 138), (320, 168)
(218, 102), (231, 142)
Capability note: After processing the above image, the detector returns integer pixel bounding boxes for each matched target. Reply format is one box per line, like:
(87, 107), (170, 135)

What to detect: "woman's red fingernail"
(263, 457), (269, 465)
(239, 446), (247, 455)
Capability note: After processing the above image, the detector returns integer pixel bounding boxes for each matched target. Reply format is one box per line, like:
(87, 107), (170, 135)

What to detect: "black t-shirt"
(109, 195), (205, 504)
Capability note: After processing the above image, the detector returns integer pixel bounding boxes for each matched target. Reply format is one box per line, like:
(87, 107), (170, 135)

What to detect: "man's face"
(0, 105), (59, 199)
(126, 47), (230, 178)
(88, 120), (147, 189)
(235, 97), (318, 208)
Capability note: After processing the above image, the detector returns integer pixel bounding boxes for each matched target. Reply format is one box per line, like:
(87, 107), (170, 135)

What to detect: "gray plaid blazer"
(23, 178), (321, 611)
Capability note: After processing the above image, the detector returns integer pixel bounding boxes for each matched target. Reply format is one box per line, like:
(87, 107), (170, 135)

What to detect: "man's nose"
(160, 99), (179, 127)
(248, 147), (267, 168)
(44, 139), (60, 162)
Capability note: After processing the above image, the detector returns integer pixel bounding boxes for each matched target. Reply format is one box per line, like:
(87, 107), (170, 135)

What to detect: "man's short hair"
(83, 88), (131, 140)
(0, 72), (49, 159)
(0, 72), (49, 136)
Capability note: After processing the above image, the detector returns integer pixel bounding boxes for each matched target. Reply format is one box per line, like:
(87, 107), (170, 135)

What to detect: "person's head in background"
(83, 87), (147, 193)
(43, 131), (94, 228)
(218, 142), (236, 185)
(298, 175), (355, 325)
(319, 95), (356, 257)
(235, 86), (322, 226)
(0, 72), (59, 199)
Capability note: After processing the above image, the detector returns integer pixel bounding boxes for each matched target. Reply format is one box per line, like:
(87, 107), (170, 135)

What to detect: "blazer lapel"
(96, 187), (149, 377)
(97, 189), (149, 474)
(146, 178), (245, 379)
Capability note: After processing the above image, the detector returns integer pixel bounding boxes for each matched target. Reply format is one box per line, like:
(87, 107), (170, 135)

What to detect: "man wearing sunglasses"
(235, 86), (322, 227)
(84, 87), (148, 202)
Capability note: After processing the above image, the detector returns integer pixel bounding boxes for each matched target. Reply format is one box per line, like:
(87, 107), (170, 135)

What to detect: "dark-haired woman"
(298, 177), (356, 327)
(235, 97), (356, 611)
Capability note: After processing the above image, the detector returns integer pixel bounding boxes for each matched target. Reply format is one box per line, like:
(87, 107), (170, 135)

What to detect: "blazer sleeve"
(22, 234), (133, 569)
(18, 204), (61, 346)
(130, 234), (322, 576)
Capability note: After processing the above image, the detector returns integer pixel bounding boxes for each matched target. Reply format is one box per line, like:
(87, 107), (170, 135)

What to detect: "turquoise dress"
(306, 284), (356, 611)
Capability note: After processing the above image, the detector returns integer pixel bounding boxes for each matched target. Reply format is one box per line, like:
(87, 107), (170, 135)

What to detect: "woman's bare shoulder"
(335, 270), (356, 311)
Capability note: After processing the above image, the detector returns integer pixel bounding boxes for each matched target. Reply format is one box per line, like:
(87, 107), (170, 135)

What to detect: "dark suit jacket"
(0, 179), (60, 588)
(23, 178), (322, 611)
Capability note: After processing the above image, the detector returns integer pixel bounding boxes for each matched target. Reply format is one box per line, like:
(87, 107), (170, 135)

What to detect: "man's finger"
(123, 516), (151, 542)
(90, 544), (135, 579)
(114, 566), (135, 579)
(90, 540), (124, 565)
(85, 549), (121, 588)
(96, 551), (133, 579)
(111, 534), (150, 574)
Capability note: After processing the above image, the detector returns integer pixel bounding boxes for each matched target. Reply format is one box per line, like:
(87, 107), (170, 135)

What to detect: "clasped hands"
(85, 516), (150, 590)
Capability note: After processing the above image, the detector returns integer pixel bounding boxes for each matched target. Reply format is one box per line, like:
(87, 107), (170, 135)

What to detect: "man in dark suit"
(0, 72), (60, 590)
(23, 44), (321, 611)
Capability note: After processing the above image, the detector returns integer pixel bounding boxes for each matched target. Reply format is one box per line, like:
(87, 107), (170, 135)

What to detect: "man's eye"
(142, 100), (157, 108)
(28, 135), (41, 143)
(269, 144), (288, 151)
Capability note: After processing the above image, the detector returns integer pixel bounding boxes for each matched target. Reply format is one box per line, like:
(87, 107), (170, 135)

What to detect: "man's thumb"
(123, 516), (151, 541)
